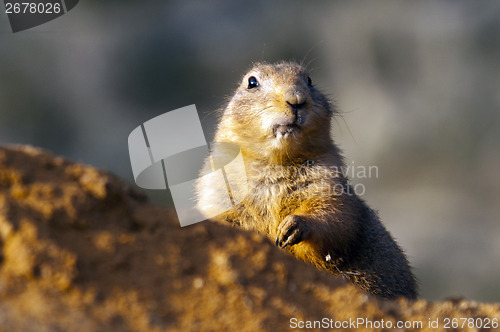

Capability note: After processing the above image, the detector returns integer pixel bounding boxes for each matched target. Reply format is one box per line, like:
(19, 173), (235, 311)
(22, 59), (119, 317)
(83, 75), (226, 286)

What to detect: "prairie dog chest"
(244, 161), (324, 217)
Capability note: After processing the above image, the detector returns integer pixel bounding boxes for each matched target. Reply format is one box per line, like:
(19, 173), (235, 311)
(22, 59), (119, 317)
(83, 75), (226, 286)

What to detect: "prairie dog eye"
(248, 76), (259, 89)
(307, 76), (312, 87)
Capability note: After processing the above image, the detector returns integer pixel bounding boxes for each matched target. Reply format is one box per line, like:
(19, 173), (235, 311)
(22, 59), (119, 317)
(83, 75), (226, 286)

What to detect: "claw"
(275, 215), (309, 249)
(281, 238), (291, 249)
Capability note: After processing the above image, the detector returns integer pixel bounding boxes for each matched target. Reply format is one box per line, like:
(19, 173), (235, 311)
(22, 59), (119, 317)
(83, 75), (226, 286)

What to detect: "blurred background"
(1, 1), (499, 302)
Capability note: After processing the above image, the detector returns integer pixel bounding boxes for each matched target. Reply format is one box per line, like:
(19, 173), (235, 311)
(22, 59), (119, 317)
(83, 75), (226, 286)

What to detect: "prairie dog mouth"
(273, 123), (301, 139)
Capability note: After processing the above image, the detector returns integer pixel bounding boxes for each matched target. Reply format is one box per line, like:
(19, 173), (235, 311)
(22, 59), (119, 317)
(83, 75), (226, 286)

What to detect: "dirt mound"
(0, 145), (499, 331)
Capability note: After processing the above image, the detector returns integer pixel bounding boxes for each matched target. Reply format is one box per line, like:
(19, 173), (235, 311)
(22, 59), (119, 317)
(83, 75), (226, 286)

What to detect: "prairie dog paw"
(275, 215), (310, 248)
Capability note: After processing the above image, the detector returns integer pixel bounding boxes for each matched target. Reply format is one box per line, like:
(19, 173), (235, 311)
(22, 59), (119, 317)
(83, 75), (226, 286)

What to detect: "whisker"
(301, 40), (324, 69)
(336, 112), (357, 144)
(240, 106), (272, 125)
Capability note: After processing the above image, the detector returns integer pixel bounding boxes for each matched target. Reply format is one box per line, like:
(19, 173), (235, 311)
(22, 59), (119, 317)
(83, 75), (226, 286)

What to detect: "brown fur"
(195, 62), (417, 299)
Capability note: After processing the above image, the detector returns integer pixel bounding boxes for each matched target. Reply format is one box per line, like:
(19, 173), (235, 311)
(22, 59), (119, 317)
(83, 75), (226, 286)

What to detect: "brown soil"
(0, 145), (499, 332)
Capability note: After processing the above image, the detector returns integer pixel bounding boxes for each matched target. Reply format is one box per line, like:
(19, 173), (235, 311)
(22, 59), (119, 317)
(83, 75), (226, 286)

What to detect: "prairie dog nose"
(284, 89), (306, 108)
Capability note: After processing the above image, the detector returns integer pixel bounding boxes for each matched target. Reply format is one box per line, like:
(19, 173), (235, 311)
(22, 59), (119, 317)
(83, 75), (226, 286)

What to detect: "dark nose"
(285, 89), (305, 103)
(287, 100), (306, 110)
(285, 89), (306, 118)
(286, 100), (306, 121)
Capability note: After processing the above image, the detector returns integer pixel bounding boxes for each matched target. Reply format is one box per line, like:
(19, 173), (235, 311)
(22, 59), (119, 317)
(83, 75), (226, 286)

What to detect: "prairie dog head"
(216, 62), (334, 162)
